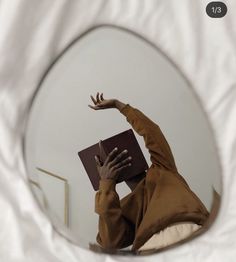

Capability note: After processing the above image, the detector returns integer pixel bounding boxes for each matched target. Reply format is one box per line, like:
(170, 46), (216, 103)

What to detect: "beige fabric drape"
(138, 222), (202, 251)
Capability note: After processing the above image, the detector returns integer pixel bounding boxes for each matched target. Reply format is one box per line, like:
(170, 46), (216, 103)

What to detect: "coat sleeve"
(120, 104), (178, 172)
(95, 179), (135, 249)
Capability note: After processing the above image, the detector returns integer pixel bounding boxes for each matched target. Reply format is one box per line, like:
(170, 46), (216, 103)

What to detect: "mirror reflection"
(23, 26), (221, 255)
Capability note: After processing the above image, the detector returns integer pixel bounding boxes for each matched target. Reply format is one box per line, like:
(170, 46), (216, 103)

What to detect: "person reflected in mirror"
(89, 92), (209, 252)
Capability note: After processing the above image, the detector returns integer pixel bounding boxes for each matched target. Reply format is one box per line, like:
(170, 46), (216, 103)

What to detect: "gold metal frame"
(35, 167), (69, 227)
(29, 178), (49, 209)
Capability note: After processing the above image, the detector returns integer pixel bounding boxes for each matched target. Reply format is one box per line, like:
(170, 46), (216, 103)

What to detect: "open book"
(78, 129), (148, 191)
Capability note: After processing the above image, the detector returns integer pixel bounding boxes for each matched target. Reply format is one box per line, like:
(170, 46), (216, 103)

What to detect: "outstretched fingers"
(96, 92), (101, 103)
(88, 93), (105, 109)
(112, 156), (132, 170)
(95, 155), (102, 167)
(90, 95), (97, 105)
(109, 149), (129, 166)
(104, 147), (119, 165)
(115, 163), (132, 173)
(88, 104), (100, 110)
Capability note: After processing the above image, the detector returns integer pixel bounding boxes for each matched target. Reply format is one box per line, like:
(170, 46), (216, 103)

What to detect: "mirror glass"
(23, 26), (222, 255)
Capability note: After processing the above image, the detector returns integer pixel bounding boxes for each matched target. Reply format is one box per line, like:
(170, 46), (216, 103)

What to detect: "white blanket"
(0, 0), (235, 261)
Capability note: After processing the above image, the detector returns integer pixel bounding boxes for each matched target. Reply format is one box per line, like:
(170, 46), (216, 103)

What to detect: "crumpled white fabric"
(0, 0), (235, 261)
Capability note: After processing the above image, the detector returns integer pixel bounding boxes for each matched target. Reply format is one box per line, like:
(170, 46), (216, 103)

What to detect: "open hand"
(88, 92), (117, 110)
(94, 141), (132, 181)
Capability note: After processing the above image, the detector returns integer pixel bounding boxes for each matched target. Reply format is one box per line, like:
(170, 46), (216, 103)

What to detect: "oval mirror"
(23, 26), (222, 255)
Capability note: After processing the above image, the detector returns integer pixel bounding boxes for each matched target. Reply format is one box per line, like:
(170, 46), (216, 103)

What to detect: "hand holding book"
(94, 141), (132, 182)
(78, 93), (148, 191)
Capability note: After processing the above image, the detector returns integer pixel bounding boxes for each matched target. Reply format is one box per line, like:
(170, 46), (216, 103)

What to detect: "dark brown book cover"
(78, 129), (148, 191)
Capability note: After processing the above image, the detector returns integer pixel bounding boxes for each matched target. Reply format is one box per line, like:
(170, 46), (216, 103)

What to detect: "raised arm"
(95, 179), (135, 249)
(88, 92), (178, 172)
(116, 100), (178, 172)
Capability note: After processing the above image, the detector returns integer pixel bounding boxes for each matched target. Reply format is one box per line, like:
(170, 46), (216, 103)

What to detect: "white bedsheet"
(0, 0), (235, 261)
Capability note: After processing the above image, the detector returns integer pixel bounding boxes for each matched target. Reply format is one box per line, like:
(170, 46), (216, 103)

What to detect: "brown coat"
(94, 104), (209, 251)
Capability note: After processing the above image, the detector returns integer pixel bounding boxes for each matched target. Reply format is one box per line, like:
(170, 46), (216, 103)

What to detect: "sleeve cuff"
(119, 103), (132, 116)
(98, 179), (116, 192)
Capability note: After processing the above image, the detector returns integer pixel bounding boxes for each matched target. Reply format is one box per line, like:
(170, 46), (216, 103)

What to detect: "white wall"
(24, 26), (222, 249)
